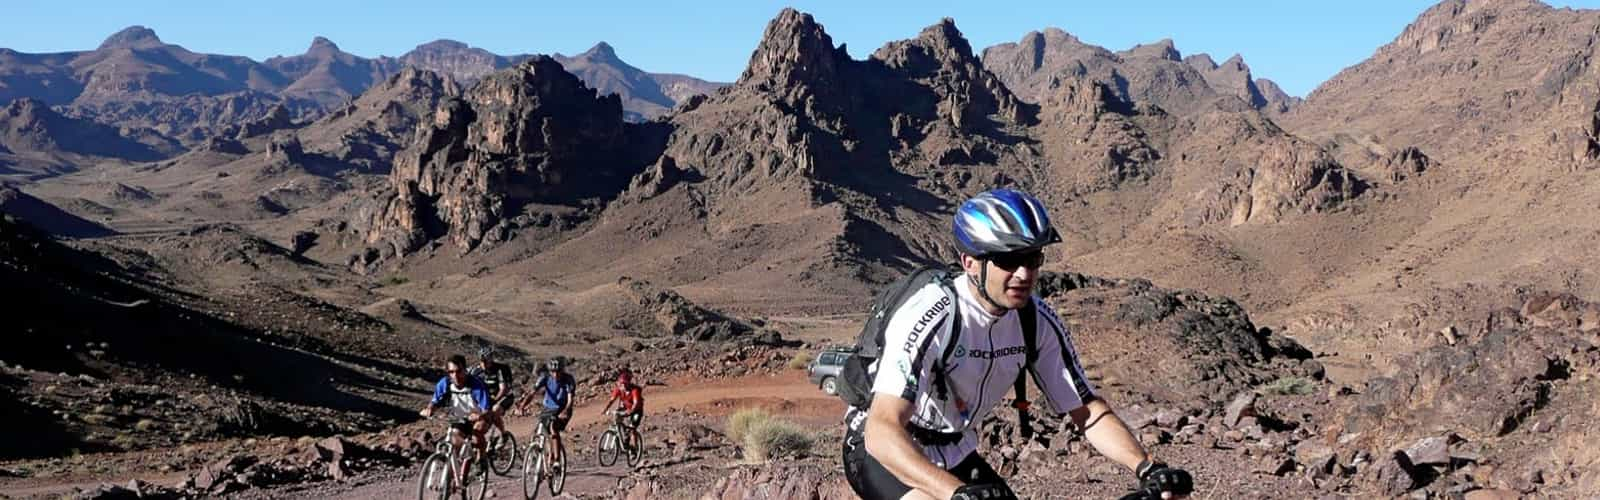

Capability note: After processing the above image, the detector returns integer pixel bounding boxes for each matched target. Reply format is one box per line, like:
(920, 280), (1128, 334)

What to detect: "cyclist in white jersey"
(842, 189), (1193, 500)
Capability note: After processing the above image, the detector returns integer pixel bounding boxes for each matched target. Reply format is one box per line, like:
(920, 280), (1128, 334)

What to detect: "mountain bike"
(416, 415), (489, 500)
(521, 410), (567, 499)
(597, 409), (644, 467)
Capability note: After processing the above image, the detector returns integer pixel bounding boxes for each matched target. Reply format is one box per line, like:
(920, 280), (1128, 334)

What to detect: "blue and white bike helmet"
(952, 189), (1061, 258)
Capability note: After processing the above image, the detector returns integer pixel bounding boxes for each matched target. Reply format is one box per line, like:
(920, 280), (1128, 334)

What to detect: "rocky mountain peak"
(918, 18), (974, 60)
(411, 39), (471, 54)
(98, 26), (164, 50)
(737, 8), (845, 97)
(872, 17), (1029, 128)
(1183, 53), (1218, 71)
(306, 36), (341, 58)
(1389, 0), (1545, 57)
(580, 41), (619, 62)
(1124, 38), (1181, 61)
(1218, 54), (1250, 73)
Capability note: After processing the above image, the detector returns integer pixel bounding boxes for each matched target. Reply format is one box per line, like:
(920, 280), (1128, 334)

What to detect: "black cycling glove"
(1135, 460), (1193, 496)
(950, 483), (1017, 500)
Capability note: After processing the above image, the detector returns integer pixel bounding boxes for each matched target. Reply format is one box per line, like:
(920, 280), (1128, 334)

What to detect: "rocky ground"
(5, 240), (1594, 499)
(6, 1), (1600, 498)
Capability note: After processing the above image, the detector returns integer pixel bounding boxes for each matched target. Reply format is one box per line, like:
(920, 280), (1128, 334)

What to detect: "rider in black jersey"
(468, 346), (514, 436)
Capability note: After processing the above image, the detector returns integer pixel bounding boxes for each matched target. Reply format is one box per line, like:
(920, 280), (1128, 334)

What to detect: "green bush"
(382, 275), (410, 286)
(1261, 376), (1316, 396)
(742, 417), (815, 461)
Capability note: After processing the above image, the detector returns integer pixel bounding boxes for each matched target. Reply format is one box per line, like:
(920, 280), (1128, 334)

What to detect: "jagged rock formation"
(1321, 134), (1435, 184)
(981, 29), (1298, 116)
(657, 11), (1041, 209)
(232, 104), (298, 139)
(1254, 78), (1302, 115)
(1157, 104), (1365, 227)
(1034, 271), (1322, 408)
(364, 56), (633, 254)
(353, 8), (1365, 297)
(293, 67), (461, 172)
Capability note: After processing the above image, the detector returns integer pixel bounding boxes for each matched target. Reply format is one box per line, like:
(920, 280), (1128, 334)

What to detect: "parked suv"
(807, 347), (852, 395)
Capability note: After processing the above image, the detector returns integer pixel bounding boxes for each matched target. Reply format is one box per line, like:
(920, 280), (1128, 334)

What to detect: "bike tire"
(522, 437), (545, 500)
(598, 429), (620, 467)
(417, 453), (452, 500)
(488, 430), (518, 476)
(625, 428), (644, 467)
(461, 456), (488, 500)
(549, 444), (566, 496)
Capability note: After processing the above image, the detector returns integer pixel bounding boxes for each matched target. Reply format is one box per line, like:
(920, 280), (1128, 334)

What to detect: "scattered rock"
(1368, 451), (1416, 496)
(1462, 489), (1519, 500)
(1224, 391), (1257, 428)
(1154, 409), (1188, 429)
(315, 435), (356, 461)
(1261, 457), (1296, 476)
(1403, 435), (1452, 466)
(328, 460), (349, 481)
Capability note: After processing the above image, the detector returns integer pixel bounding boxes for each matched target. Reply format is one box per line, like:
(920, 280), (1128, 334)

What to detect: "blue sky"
(6, 1), (1600, 96)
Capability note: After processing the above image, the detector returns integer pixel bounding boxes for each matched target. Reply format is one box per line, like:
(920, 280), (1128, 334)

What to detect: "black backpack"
(836, 266), (1043, 439)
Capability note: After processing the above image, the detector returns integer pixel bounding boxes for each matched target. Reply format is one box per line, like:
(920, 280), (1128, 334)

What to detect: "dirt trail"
(0, 370), (841, 500)
(321, 370), (841, 499)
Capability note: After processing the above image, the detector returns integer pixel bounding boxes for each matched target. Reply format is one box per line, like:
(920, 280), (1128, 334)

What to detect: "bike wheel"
(462, 456), (489, 500)
(549, 444), (566, 495)
(417, 453), (452, 500)
(597, 429), (620, 467)
(625, 428), (644, 467)
(521, 439), (545, 500)
(488, 430), (518, 476)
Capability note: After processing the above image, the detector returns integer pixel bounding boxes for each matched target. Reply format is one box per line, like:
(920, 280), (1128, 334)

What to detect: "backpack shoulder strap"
(932, 271), (964, 401)
(934, 271), (964, 366)
(1014, 298), (1039, 438)
(1020, 298), (1039, 365)
(862, 266), (947, 359)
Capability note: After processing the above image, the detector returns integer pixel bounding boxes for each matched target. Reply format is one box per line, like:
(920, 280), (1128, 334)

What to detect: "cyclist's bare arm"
(1070, 398), (1152, 472)
(863, 393), (964, 500)
(420, 399), (444, 417)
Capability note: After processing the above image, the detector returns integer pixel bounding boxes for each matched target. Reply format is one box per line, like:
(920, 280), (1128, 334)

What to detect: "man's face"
(962, 250), (1043, 310)
(447, 361), (467, 385)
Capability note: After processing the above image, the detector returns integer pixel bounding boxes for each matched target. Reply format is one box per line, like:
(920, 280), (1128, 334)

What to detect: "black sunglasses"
(989, 251), (1044, 272)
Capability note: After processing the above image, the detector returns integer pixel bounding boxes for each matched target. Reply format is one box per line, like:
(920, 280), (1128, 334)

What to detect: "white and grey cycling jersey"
(847, 278), (1096, 468)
